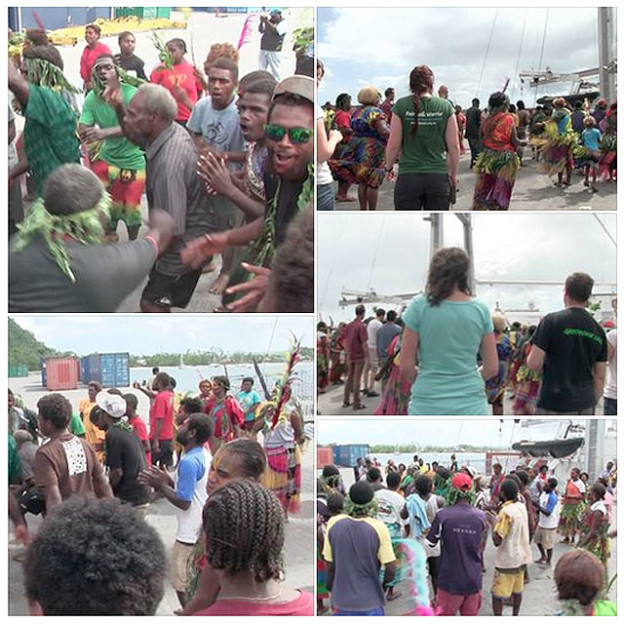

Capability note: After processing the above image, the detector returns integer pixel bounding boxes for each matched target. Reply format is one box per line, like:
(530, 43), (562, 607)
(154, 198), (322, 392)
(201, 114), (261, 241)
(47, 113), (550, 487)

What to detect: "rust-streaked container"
(42, 357), (79, 391)
(317, 446), (334, 467)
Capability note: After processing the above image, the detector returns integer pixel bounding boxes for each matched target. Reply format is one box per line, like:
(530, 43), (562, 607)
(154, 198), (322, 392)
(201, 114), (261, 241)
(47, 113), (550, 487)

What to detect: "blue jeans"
(604, 397), (617, 415)
(333, 607), (385, 616)
(317, 182), (335, 211)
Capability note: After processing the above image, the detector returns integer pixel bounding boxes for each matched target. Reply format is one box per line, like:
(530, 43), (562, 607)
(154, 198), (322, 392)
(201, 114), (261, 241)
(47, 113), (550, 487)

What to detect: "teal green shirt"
(24, 85), (81, 196)
(403, 294), (493, 415)
(393, 95), (454, 174)
(79, 84), (145, 171)
(69, 412), (86, 437)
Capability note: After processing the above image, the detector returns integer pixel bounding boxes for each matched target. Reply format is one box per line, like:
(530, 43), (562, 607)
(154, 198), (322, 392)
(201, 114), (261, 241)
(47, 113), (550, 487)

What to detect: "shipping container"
(332, 444), (370, 467)
(100, 352), (130, 388)
(8, 364), (29, 378)
(16, 7), (112, 32)
(80, 354), (102, 385)
(43, 357), (79, 391)
(317, 446), (334, 467)
(114, 7), (171, 20)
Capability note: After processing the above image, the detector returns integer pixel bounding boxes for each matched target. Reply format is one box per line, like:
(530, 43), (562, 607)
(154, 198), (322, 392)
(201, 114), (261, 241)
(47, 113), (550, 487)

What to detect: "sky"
(10, 316), (313, 356)
(318, 7), (607, 108)
(317, 418), (614, 448)
(317, 212), (616, 323)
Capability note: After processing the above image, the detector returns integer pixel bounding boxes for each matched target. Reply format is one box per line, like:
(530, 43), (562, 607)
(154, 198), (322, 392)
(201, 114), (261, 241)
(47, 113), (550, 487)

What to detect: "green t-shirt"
(393, 95), (454, 174)
(24, 85), (81, 196)
(69, 412), (86, 437)
(9, 435), (22, 484)
(79, 84), (145, 171)
(403, 294), (493, 415)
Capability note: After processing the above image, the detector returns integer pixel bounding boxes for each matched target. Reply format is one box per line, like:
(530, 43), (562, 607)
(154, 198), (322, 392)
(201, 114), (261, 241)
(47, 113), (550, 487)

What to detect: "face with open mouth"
(208, 67), (236, 110)
(237, 91), (271, 142)
(266, 102), (314, 180)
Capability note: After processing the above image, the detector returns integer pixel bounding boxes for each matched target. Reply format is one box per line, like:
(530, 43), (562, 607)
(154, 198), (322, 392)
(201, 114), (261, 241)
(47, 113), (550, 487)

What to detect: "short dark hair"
(386, 471), (401, 489)
(590, 482), (606, 500)
(118, 30), (134, 44)
(376, 308), (386, 318)
(242, 377), (254, 385)
(166, 37), (187, 53)
(268, 92), (313, 120)
(23, 497), (166, 615)
(500, 478), (519, 501)
(555, 550), (604, 606)
(548, 477), (558, 489)
(187, 413), (213, 445)
(384, 87), (394, 97)
(212, 375), (230, 392)
(203, 480), (284, 582)
(180, 397), (204, 415)
(239, 70), (275, 90)
(37, 394), (72, 430)
(220, 439), (267, 479)
(210, 56), (239, 83)
(43, 164), (104, 216)
(153, 371), (171, 389)
(86, 23), (101, 36)
(515, 470), (530, 487)
(415, 474), (433, 497)
(386, 310), (397, 322)
(152, 367), (159, 374)
(355, 304), (366, 316)
(472, 98), (480, 106)
(565, 272), (594, 303)
(243, 77), (276, 99)
(366, 467), (382, 482)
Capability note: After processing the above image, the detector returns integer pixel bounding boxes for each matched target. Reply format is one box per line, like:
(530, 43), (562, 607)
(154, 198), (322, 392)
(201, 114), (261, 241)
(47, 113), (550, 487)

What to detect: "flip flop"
(353, 403), (367, 410)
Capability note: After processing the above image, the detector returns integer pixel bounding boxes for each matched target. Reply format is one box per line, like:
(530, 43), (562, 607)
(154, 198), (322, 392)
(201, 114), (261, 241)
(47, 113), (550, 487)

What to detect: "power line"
(477, 10), (498, 97)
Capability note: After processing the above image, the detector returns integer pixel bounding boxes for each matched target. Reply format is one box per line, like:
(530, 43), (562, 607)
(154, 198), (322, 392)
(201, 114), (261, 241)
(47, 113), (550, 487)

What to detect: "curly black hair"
(187, 413), (213, 445)
(220, 438), (267, 479)
(426, 247), (472, 306)
(202, 480), (284, 583)
(23, 497), (167, 615)
(37, 393), (72, 430)
(180, 397), (204, 415)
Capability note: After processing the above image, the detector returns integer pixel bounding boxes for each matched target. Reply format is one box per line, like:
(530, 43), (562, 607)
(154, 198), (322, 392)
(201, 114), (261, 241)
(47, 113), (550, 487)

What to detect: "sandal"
(353, 403), (367, 410)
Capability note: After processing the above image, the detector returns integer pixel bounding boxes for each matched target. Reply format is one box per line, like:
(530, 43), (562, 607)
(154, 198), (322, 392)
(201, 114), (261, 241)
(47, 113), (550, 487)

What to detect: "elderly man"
(9, 164), (174, 312)
(118, 83), (218, 312)
(182, 75), (314, 312)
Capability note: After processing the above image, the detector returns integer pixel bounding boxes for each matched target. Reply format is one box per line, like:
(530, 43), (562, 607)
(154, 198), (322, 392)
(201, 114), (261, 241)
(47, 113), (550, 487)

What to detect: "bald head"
(43, 164), (104, 216)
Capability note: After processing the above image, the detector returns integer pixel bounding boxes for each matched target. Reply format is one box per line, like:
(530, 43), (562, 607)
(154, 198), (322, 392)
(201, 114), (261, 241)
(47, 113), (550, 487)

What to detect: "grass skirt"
(558, 500), (584, 537)
(472, 149), (520, 210)
(263, 444), (302, 514)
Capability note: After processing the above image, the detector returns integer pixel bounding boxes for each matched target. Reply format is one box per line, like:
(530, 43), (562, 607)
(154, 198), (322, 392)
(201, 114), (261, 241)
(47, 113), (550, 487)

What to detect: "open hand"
(222, 263), (271, 312)
(181, 232), (229, 268)
(197, 152), (233, 197)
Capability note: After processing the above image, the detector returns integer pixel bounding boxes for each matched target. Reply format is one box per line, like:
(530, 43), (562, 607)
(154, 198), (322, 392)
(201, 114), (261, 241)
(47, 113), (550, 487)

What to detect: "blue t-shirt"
(427, 503), (486, 596)
(582, 127), (601, 152)
(176, 446), (207, 501)
(403, 295), (493, 415)
(236, 389), (262, 421)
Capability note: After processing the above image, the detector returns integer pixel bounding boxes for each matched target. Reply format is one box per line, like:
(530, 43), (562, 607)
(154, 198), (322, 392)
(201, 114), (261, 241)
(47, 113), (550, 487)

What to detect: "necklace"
(219, 585), (284, 602)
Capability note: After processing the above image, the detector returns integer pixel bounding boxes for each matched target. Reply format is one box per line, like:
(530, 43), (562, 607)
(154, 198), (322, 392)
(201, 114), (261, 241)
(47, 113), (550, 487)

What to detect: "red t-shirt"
(129, 414), (152, 465)
(345, 319), (368, 360)
(80, 42), (113, 83)
(150, 62), (203, 122)
(192, 590), (314, 616)
(149, 391), (174, 441)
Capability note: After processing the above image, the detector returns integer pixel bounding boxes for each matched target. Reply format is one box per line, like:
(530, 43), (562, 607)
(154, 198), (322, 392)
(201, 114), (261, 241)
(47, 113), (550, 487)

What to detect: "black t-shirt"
(105, 425), (151, 505)
(532, 307), (608, 412)
(114, 53), (148, 81)
(465, 106), (482, 139)
(264, 173), (305, 246)
(259, 21), (285, 51)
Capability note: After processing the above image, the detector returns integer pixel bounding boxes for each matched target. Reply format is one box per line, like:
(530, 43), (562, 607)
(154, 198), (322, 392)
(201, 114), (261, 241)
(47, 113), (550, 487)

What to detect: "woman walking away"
(472, 91), (522, 210)
(386, 65), (460, 211)
(399, 247), (498, 415)
(540, 97), (576, 187)
(558, 468), (586, 545)
(190, 480), (314, 615)
(331, 86), (390, 210)
(330, 93), (356, 202)
(578, 482), (610, 577)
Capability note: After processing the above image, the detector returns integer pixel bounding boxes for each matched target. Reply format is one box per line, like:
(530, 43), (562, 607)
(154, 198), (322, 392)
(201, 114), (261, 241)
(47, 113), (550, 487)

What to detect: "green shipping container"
(8, 364), (29, 378)
(114, 7), (171, 20)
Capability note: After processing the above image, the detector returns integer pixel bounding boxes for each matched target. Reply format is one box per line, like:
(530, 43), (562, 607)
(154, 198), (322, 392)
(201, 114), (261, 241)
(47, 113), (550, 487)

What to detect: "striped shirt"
(145, 123), (217, 276)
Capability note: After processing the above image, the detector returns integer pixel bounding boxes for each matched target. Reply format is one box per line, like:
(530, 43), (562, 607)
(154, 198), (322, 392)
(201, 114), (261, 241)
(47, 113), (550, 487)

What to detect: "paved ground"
(330, 153), (617, 211)
(318, 381), (605, 416)
(8, 431), (314, 615)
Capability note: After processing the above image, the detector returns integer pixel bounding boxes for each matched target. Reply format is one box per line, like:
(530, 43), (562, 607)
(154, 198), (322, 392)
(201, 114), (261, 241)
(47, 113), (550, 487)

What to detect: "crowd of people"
(317, 456), (617, 616)
(8, 369), (313, 615)
(318, 247), (616, 416)
(318, 62), (617, 211)
(8, 21), (314, 313)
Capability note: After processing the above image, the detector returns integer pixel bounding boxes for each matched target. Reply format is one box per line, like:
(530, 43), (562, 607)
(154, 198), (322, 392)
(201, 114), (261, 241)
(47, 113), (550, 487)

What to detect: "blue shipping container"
(332, 444), (370, 467)
(41, 358), (46, 387)
(100, 353), (130, 388)
(17, 7), (111, 32)
(81, 354), (101, 384)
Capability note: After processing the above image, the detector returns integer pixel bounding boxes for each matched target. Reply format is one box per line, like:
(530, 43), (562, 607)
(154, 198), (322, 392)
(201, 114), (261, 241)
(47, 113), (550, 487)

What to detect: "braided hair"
(202, 480), (284, 583)
(408, 65), (434, 139)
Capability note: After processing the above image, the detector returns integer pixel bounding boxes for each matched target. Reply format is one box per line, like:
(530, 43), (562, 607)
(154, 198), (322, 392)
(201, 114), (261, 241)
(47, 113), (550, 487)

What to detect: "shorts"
(90, 160), (146, 228)
(142, 268), (202, 309)
(492, 566), (525, 599)
(170, 540), (195, 592)
(436, 588), (482, 616)
(151, 439), (174, 467)
(394, 172), (450, 211)
(333, 607), (385, 616)
(367, 349), (379, 370)
(534, 526), (556, 549)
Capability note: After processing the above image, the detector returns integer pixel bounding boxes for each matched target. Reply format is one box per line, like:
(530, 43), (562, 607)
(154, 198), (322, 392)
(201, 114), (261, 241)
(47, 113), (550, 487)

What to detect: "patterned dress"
(558, 478), (586, 538)
(317, 330), (331, 391)
(579, 500), (610, 571)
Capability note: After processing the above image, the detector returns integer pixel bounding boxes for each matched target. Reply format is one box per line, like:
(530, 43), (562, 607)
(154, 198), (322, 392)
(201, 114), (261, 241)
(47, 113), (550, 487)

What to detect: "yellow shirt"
(79, 398), (105, 462)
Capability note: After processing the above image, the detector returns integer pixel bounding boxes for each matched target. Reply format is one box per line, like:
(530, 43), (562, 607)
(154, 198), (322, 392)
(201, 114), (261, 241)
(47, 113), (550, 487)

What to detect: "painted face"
(85, 27), (99, 46)
(94, 59), (116, 85)
(123, 92), (154, 148)
(119, 34), (135, 56)
(237, 91), (271, 142)
(208, 67), (236, 110)
(207, 448), (245, 495)
(266, 102), (314, 180)
(166, 42), (185, 65)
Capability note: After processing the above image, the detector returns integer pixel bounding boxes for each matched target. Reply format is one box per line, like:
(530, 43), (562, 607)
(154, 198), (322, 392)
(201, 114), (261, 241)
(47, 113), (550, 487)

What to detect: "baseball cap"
(273, 75), (314, 104)
(96, 391), (127, 419)
(451, 472), (473, 491)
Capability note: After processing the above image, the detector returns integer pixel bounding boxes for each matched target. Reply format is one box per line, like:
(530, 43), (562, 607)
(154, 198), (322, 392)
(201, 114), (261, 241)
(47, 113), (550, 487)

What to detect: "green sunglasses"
(264, 123), (313, 144)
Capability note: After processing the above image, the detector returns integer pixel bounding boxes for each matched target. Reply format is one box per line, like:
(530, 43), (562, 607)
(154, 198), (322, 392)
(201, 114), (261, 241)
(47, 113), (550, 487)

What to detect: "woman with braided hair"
(385, 65), (460, 210)
(190, 479), (314, 615)
(472, 91), (522, 210)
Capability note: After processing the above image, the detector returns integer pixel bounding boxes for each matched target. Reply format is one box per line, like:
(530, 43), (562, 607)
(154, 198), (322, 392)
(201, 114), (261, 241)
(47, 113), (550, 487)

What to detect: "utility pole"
(424, 213), (443, 260)
(598, 7), (616, 102)
(585, 419), (606, 480)
(456, 213), (475, 294)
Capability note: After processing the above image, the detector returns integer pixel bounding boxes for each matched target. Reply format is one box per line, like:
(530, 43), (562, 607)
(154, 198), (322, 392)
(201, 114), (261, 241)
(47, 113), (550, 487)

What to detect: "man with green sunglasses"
(182, 75), (315, 312)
